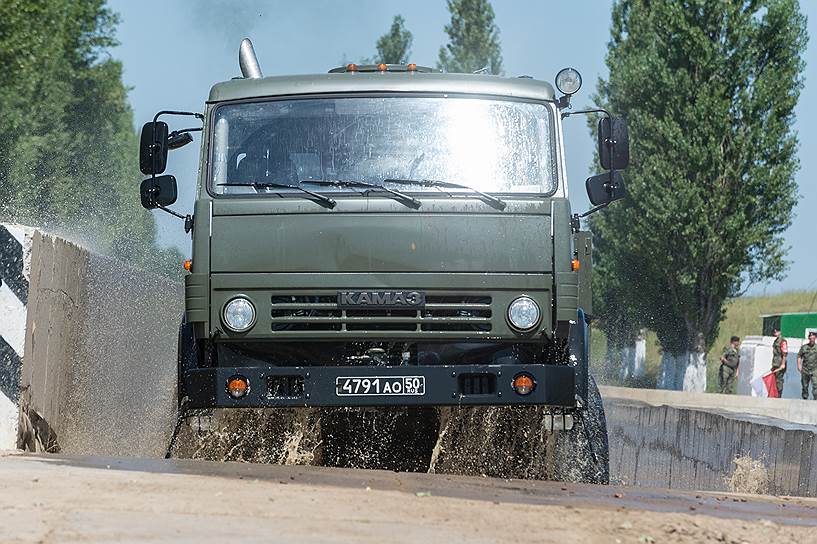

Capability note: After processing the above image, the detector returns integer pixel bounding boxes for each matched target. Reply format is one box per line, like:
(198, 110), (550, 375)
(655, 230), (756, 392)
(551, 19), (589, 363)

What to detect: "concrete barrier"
(17, 231), (182, 456)
(0, 224), (34, 449)
(602, 386), (817, 496)
(601, 385), (817, 426)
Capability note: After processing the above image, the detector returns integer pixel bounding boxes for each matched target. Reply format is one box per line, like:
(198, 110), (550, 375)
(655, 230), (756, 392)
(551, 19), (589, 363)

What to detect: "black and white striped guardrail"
(0, 224), (33, 449)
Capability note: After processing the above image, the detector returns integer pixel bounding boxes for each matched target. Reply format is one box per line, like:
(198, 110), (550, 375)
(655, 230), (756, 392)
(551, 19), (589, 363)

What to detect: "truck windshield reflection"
(211, 96), (557, 196)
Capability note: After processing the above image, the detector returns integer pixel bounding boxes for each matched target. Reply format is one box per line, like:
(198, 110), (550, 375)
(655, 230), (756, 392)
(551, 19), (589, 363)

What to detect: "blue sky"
(110, 0), (816, 295)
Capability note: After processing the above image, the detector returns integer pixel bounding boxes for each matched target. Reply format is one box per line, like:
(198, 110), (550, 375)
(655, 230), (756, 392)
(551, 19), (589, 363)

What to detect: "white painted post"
(633, 329), (647, 379)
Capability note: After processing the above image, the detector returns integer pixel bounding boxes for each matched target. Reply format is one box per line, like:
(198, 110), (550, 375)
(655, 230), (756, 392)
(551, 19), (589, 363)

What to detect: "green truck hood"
(209, 200), (552, 273)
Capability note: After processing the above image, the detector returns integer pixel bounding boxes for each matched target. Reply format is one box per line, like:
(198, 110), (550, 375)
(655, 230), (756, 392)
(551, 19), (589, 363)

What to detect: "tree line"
(365, 0), (503, 75)
(590, 0), (806, 391)
(0, 0), (182, 277)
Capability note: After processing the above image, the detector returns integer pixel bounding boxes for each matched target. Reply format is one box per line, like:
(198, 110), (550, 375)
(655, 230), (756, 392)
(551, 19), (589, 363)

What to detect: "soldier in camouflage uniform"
(718, 336), (740, 394)
(798, 331), (817, 400)
(770, 326), (787, 398)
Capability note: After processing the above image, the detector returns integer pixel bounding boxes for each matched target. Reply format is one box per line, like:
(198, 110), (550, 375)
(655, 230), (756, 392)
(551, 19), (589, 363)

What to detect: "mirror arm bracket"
(571, 213), (581, 233)
(152, 110), (205, 124)
(578, 201), (611, 220)
(151, 111), (204, 150)
(155, 205), (194, 234)
(557, 95), (572, 109)
(156, 204), (185, 220)
(562, 107), (617, 172)
(561, 107), (611, 121)
(149, 111), (205, 176)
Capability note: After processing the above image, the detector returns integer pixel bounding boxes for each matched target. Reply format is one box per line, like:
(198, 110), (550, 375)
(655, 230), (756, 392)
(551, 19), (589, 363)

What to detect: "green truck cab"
(139, 40), (627, 479)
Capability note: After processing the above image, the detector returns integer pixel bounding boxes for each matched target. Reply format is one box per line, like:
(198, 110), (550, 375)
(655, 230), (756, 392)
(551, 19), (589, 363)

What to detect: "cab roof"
(207, 72), (557, 103)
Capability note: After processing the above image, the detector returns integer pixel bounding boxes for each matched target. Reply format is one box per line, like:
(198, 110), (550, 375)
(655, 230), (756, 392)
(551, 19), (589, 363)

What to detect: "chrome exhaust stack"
(239, 38), (263, 79)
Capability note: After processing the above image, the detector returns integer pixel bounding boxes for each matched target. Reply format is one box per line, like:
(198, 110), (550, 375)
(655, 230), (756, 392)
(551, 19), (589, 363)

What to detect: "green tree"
(592, 241), (644, 382)
(590, 0), (807, 391)
(437, 0), (503, 75)
(0, 0), (179, 276)
(369, 15), (413, 65)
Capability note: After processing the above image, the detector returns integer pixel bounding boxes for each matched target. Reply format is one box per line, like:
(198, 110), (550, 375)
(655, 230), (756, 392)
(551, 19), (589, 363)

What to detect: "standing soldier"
(798, 331), (817, 400)
(718, 336), (741, 394)
(771, 326), (788, 398)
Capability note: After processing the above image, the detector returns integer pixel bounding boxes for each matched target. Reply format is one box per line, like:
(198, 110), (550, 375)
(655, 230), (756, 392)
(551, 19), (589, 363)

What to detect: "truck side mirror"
(140, 174), (178, 209)
(140, 121), (169, 174)
(598, 118), (629, 170)
(586, 171), (626, 206)
(167, 131), (194, 150)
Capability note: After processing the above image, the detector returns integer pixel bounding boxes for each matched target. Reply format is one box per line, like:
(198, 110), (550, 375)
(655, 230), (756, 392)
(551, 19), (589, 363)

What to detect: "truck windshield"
(210, 96), (557, 196)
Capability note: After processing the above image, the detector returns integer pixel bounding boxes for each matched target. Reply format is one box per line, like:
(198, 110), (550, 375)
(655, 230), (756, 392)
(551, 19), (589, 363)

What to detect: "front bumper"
(183, 363), (577, 409)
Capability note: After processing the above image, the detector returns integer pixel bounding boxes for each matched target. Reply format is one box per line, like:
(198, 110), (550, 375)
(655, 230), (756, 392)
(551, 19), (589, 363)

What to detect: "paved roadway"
(1, 451), (815, 543)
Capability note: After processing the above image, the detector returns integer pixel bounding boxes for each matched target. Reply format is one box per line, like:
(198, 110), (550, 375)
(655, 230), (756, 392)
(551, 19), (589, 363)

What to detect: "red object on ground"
(762, 372), (779, 398)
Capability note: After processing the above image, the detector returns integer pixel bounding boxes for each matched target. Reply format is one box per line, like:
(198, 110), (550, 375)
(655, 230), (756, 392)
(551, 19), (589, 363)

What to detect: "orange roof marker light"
(183, 259), (192, 272)
(328, 64), (434, 74)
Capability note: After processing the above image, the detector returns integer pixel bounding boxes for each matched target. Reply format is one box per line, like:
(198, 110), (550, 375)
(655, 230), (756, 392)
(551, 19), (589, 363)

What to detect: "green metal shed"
(761, 312), (817, 338)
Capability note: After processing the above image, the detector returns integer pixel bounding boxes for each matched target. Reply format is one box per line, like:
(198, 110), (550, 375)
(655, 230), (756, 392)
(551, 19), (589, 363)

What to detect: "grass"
(590, 290), (817, 392)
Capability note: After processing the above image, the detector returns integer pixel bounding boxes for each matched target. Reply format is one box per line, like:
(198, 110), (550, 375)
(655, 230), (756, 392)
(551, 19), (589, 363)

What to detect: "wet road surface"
(47, 452), (817, 526)
(2, 451), (816, 543)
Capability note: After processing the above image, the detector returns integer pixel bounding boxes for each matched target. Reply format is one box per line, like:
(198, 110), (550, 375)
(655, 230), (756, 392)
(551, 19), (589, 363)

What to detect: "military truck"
(139, 39), (628, 482)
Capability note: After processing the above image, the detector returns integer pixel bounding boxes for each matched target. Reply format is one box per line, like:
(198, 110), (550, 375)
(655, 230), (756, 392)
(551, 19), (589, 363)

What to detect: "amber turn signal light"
(511, 373), (536, 396)
(227, 376), (250, 399)
(183, 259), (192, 271)
(571, 258), (580, 271)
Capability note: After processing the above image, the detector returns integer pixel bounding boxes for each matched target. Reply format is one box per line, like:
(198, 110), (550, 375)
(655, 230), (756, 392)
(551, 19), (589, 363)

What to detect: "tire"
(417, 375), (609, 483)
(177, 316), (197, 407)
(553, 374), (610, 484)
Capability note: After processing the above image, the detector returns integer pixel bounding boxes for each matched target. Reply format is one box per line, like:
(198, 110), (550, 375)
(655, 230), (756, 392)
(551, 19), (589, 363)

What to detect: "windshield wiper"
(217, 182), (336, 209)
(300, 179), (421, 209)
(382, 178), (506, 210)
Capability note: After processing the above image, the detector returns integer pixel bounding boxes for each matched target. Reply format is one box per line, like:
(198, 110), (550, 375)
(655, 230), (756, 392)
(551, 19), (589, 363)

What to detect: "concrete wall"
(17, 232), (182, 456)
(602, 386), (817, 496)
(606, 398), (817, 496)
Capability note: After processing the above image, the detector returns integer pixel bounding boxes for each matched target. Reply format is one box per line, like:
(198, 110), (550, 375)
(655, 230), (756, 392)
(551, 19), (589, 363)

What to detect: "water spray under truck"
(138, 39), (629, 483)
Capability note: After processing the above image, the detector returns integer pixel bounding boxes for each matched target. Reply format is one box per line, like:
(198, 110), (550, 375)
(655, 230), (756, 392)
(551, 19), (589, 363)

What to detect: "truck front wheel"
(427, 374), (610, 484)
(550, 374), (609, 484)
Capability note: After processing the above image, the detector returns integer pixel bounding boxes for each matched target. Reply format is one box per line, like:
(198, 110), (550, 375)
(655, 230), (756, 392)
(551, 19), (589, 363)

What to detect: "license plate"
(335, 376), (426, 396)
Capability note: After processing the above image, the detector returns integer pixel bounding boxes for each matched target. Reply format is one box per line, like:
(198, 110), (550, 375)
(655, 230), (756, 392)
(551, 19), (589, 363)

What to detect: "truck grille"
(270, 294), (492, 333)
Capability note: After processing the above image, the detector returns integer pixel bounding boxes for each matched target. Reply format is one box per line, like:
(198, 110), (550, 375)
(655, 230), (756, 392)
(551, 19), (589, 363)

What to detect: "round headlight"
(222, 297), (256, 332)
(507, 296), (541, 332)
(555, 67), (582, 96)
